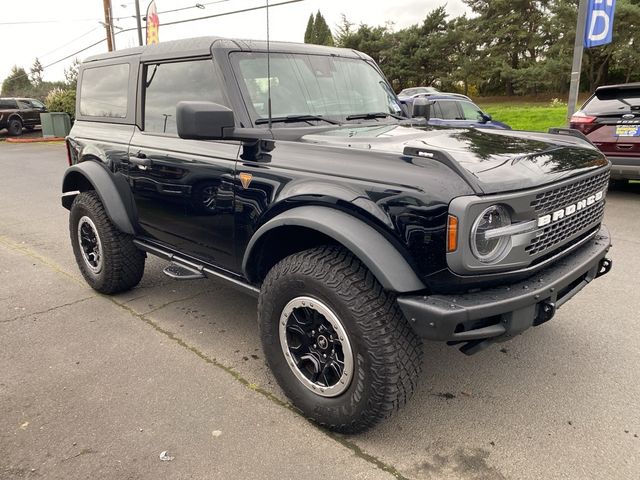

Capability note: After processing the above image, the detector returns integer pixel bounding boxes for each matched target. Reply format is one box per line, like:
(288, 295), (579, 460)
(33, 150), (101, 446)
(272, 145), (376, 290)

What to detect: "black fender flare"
(61, 161), (137, 235)
(243, 206), (427, 293)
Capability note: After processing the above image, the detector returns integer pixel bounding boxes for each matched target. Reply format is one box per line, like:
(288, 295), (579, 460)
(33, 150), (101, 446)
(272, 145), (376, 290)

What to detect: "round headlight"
(470, 205), (511, 263)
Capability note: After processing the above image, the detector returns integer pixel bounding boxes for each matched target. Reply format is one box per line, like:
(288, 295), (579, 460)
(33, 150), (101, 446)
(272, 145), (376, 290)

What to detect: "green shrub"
(45, 88), (76, 121)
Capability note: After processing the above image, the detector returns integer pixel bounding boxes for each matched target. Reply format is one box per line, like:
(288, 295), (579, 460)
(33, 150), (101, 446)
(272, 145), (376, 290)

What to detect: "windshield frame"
(229, 50), (405, 128)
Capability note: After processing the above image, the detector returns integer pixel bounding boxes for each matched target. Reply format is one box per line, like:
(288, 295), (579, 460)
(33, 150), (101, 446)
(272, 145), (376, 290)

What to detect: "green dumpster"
(40, 112), (71, 138)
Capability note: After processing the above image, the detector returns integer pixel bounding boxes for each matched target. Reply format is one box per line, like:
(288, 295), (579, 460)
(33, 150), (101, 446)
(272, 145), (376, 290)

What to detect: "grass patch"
(479, 103), (569, 132)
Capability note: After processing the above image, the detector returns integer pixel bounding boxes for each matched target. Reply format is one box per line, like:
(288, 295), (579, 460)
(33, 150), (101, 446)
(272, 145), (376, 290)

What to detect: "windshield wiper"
(345, 112), (406, 121)
(254, 115), (340, 125)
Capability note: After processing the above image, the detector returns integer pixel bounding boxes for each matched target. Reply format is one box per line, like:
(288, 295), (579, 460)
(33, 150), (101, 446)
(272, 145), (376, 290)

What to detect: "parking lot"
(1, 142), (638, 480)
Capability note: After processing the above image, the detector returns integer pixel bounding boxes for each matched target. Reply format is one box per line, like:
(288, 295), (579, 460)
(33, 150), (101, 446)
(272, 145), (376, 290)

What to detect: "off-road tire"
(7, 118), (23, 136)
(70, 191), (145, 294)
(258, 245), (423, 433)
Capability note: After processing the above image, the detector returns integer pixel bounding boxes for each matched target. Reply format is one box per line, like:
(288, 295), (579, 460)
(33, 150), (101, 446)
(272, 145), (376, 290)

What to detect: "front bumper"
(397, 225), (612, 354)
(607, 156), (640, 180)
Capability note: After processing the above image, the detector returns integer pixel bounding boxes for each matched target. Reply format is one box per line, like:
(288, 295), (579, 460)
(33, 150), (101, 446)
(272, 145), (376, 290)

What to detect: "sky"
(0, 0), (469, 83)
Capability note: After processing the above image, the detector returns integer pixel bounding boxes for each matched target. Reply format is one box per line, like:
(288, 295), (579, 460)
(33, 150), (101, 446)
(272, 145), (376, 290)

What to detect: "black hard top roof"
(84, 36), (368, 63)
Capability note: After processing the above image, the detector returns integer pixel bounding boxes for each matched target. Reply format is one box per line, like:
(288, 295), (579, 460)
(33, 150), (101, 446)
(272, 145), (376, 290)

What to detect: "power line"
(112, 0), (234, 21)
(39, 27), (103, 59)
(0, 18), (100, 25)
(117, 0), (303, 31)
(6, 0), (304, 83)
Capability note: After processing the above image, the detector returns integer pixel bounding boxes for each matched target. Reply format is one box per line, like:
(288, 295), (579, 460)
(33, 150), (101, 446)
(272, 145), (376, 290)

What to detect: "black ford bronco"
(62, 37), (612, 433)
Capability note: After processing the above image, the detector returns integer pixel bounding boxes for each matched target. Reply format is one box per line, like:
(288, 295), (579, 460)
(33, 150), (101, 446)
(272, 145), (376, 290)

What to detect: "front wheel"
(258, 246), (423, 433)
(70, 191), (145, 294)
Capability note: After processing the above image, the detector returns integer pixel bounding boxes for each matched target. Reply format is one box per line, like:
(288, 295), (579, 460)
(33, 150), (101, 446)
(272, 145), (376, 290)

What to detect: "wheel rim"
(279, 296), (354, 397)
(77, 216), (103, 274)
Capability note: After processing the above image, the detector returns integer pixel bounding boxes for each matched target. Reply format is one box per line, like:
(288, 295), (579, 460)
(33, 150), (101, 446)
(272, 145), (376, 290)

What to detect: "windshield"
(231, 52), (403, 125)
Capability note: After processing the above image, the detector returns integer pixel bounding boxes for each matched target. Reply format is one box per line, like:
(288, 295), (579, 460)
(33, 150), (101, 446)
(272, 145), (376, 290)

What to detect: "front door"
(126, 58), (240, 271)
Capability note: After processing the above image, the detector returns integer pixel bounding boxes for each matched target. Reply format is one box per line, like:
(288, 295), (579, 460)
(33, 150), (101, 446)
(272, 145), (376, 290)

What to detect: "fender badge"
(239, 172), (253, 189)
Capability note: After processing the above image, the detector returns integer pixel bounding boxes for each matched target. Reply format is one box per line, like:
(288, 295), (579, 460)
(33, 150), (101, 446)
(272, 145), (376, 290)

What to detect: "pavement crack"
(123, 289), (215, 314)
(0, 235), (85, 287)
(107, 298), (411, 480)
(2, 296), (96, 324)
(0, 234), (411, 480)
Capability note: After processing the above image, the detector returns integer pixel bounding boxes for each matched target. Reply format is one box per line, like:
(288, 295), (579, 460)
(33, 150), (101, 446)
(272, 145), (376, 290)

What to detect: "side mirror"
(412, 98), (433, 120)
(177, 101), (234, 140)
(480, 112), (492, 123)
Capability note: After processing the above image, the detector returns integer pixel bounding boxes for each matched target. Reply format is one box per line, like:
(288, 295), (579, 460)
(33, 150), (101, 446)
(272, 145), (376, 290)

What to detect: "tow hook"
(597, 257), (612, 278)
(535, 301), (556, 326)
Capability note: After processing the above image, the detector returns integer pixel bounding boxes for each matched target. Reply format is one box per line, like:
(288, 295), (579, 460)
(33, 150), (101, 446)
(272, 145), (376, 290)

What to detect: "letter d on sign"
(584, 0), (616, 48)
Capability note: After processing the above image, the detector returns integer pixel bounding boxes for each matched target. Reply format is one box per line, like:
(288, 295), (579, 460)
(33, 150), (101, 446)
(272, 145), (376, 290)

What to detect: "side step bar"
(133, 239), (260, 297)
(163, 262), (206, 280)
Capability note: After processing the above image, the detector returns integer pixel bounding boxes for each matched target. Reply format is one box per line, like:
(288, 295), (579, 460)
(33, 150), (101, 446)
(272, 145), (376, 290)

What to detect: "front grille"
(530, 170), (609, 214)
(526, 171), (609, 256)
(526, 202), (604, 255)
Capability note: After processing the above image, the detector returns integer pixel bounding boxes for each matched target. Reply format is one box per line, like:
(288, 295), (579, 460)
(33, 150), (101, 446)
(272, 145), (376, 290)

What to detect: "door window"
(459, 101), (483, 121)
(143, 59), (226, 135)
(436, 100), (461, 120)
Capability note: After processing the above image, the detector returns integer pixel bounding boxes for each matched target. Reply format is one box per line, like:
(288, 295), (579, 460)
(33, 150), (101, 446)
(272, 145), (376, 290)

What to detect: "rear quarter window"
(0, 99), (18, 109)
(79, 64), (130, 118)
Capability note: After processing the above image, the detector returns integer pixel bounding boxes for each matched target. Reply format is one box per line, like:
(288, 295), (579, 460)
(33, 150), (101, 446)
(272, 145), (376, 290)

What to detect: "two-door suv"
(62, 37), (612, 433)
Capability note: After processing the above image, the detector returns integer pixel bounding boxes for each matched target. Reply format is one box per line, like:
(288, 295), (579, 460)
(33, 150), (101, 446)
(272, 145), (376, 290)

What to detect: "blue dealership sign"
(584, 0), (616, 48)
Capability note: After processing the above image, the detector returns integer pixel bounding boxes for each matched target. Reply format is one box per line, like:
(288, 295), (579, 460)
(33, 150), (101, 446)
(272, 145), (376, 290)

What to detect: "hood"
(299, 124), (608, 194)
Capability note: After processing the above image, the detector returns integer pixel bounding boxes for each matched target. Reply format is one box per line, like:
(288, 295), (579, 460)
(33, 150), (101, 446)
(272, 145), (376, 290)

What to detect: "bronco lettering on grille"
(537, 190), (604, 227)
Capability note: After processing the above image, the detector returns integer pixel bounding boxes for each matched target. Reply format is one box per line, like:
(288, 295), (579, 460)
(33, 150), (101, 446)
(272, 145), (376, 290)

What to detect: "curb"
(5, 137), (65, 143)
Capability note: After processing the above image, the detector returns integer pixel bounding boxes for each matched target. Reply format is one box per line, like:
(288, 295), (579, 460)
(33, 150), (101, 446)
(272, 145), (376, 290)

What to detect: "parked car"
(397, 86), (440, 101)
(570, 83), (640, 182)
(62, 36), (611, 433)
(0, 97), (47, 136)
(418, 94), (511, 130)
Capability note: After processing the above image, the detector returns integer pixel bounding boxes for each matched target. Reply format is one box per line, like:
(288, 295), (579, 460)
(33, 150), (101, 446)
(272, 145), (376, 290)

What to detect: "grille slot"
(530, 170), (609, 214)
(526, 171), (609, 256)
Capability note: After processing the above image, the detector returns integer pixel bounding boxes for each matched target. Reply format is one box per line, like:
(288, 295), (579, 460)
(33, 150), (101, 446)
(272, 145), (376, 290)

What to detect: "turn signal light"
(447, 215), (458, 253)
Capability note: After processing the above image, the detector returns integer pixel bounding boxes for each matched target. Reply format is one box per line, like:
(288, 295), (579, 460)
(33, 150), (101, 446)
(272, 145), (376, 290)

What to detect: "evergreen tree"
(1, 66), (32, 96)
(304, 14), (315, 44)
(303, 11), (334, 46)
(29, 58), (44, 87)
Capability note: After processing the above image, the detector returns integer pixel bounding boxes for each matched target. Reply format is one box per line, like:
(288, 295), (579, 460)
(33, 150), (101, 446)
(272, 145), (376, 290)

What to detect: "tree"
(304, 14), (315, 43)
(303, 10), (334, 46)
(1, 66), (32, 96)
(64, 58), (81, 89)
(45, 88), (76, 120)
(29, 58), (44, 88)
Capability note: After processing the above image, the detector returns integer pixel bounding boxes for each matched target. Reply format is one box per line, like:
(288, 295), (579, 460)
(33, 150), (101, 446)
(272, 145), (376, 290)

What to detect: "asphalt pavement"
(1, 142), (638, 480)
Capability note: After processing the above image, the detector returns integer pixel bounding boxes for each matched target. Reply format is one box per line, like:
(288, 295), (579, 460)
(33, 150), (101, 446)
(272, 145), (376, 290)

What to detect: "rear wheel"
(7, 118), (22, 136)
(70, 191), (145, 294)
(258, 246), (423, 433)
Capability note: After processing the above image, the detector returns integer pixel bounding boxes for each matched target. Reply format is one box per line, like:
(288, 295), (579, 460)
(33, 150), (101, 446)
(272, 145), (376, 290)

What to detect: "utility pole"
(134, 0), (143, 46)
(102, 0), (115, 51)
(567, 0), (589, 122)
